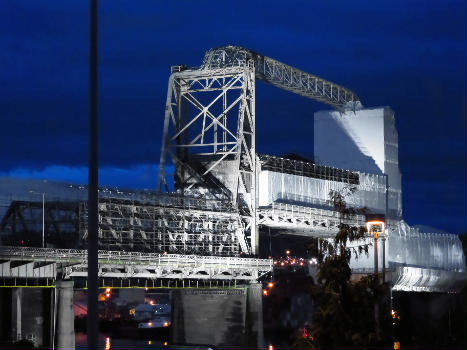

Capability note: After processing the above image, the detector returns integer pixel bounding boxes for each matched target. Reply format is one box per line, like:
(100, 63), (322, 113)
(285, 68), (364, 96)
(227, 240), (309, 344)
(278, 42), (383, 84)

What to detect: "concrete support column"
(11, 288), (22, 342)
(55, 280), (75, 350)
(171, 288), (249, 349)
(246, 283), (264, 350)
(9, 288), (53, 348)
(50, 287), (57, 350)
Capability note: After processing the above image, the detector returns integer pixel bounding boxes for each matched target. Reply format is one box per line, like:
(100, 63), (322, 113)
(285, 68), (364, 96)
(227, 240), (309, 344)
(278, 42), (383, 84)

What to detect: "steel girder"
(158, 65), (257, 255)
(201, 46), (360, 111)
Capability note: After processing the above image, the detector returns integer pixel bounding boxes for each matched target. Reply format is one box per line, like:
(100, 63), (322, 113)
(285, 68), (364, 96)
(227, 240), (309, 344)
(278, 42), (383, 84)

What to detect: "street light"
(366, 219), (385, 277)
(366, 215), (385, 333)
(29, 190), (45, 248)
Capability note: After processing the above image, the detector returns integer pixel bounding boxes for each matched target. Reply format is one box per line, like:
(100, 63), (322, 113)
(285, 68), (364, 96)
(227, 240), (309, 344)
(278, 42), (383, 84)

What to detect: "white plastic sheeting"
(314, 107), (400, 182)
(347, 236), (387, 273)
(348, 220), (466, 292)
(314, 107), (403, 218)
(390, 265), (466, 292)
(258, 170), (387, 214)
(388, 221), (465, 272)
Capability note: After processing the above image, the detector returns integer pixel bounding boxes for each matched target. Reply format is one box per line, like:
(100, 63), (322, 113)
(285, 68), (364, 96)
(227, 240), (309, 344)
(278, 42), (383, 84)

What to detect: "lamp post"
(366, 218), (385, 333)
(366, 219), (385, 278)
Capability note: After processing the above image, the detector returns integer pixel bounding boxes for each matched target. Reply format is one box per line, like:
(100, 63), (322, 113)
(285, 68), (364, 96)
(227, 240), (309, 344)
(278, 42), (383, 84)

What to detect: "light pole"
(366, 219), (385, 277)
(366, 217), (385, 333)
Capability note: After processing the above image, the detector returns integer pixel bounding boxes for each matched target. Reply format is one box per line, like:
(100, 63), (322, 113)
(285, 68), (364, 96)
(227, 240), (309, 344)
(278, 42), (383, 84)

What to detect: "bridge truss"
(201, 46), (360, 111)
(0, 200), (80, 248)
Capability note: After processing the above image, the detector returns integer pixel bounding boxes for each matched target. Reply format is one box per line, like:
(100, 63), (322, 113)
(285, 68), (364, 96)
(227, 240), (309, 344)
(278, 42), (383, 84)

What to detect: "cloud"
(0, 164), (169, 190)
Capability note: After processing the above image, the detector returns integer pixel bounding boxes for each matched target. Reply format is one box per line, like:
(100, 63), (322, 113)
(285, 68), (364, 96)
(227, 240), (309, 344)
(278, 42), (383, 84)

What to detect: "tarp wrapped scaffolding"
(387, 221), (466, 292)
(258, 169), (388, 215)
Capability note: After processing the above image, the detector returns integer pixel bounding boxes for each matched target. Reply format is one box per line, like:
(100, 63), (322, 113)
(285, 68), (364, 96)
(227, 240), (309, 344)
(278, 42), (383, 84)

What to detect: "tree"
(295, 188), (392, 350)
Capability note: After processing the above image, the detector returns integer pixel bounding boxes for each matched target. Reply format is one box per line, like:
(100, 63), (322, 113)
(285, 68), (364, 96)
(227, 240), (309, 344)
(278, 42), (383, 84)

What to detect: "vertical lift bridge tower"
(157, 45), (360, 255)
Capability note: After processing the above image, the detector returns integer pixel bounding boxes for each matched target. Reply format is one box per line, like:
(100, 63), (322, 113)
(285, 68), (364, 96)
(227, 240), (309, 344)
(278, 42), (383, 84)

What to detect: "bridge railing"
(0, 246), (272, 270)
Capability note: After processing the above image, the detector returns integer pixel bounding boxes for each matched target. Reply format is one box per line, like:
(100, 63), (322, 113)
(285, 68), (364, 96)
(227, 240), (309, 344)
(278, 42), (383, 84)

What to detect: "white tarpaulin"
(346, 221), (465, 292)
(388, 221), (465, 271)
(259, 170), (388, 214)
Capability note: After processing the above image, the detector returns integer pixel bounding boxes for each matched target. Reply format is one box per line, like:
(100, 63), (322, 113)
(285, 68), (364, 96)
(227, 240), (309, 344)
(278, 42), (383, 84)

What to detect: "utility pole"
(87, 0), (99, 349)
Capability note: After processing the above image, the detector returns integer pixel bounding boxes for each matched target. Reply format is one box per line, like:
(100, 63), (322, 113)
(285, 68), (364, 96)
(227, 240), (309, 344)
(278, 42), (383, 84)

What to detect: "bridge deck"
(0, 246), (272, 282)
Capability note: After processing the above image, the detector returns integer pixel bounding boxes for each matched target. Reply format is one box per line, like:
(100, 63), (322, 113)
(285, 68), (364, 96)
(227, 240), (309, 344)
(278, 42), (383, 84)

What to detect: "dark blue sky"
(1, 1), (465, 233)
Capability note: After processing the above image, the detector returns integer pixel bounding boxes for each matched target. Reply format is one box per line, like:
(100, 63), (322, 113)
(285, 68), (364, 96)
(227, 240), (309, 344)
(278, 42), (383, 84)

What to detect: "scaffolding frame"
(80, 196), (249, 256)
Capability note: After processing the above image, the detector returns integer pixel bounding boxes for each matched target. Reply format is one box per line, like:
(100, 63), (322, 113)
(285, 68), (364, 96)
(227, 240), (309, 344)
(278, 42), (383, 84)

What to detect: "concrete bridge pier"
(55, 280), (75, 350)
(0, 287), (54, 348)
(246, 283), (264, 350)
(171, 283), (264, 350)
(11, 287), (22, 342)
(0, 281), (74, 350)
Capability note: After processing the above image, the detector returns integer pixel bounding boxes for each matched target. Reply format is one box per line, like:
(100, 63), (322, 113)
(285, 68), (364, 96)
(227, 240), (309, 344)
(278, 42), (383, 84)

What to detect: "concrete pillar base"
(171, 284), (264, 350)
(8, 288), (53, 348)
(55, 280), (75, 350)
(11, 288), (22, 342)
(171, 288), (246, 349)
(247, 283), (264, 350)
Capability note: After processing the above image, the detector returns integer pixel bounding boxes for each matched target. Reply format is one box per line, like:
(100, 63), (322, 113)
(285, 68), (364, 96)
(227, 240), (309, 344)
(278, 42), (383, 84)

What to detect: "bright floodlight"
(366, 220), (385, 238)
